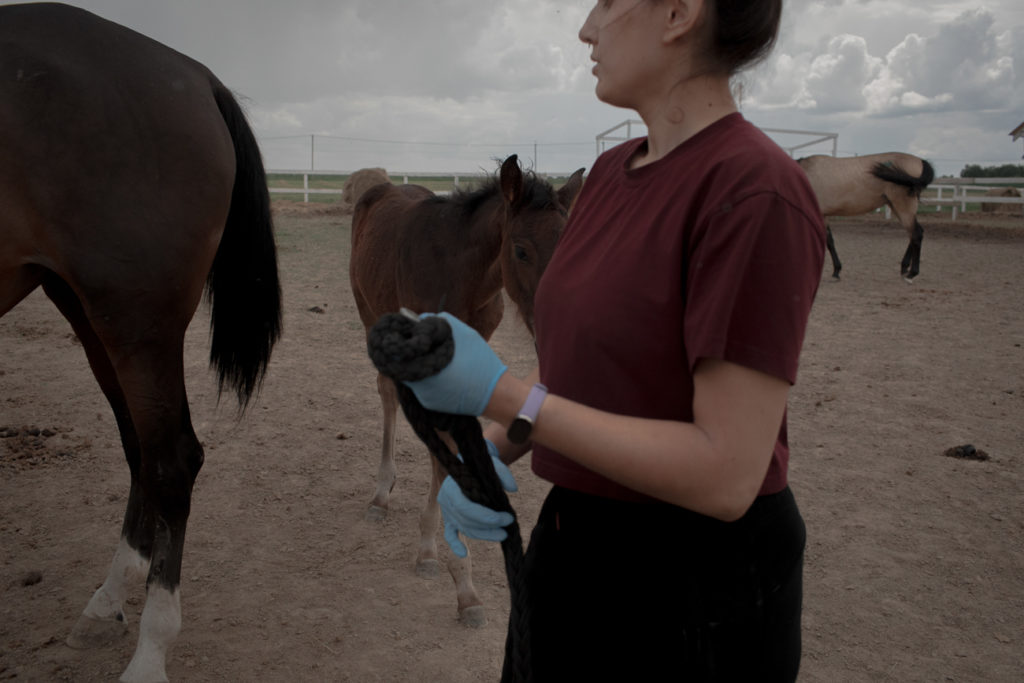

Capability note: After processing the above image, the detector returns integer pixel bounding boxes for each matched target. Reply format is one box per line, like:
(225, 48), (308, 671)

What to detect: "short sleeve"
(684, 190), (825, 384)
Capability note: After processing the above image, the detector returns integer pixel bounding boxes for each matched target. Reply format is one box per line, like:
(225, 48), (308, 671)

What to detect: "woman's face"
(578, 0), (668, 109)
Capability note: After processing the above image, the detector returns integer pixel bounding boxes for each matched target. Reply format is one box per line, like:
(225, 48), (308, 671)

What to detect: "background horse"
(0, 4), (281, 681)
(340, 167), (391, 214)
(797, 152), (934, 281)
(349, 155), (584, 626)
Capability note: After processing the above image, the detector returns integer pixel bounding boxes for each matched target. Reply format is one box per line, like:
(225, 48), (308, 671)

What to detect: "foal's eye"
(514, 245), (529, 261)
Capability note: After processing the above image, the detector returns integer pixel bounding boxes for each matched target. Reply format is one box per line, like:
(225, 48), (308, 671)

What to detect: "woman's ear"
(663, 0), (706, 44)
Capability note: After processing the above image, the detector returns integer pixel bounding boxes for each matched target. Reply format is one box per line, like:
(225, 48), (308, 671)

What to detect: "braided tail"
(367, 313), (532, 683)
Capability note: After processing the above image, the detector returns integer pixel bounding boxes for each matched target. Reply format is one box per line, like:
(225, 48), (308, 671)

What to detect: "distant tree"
(961, 163), (1024, 177)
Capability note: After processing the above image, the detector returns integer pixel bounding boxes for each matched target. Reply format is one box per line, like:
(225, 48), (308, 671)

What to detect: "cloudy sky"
(17, 0), (1024, 177)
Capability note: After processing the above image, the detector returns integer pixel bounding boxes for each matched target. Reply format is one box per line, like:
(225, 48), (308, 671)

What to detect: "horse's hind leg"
(825, 225), (842, 279)
(367, 372), (399, 521)
(41, 277), (145, 648)
(44, 278), (202, 682)
(889, 196), (924, 281)
(900, 218), (924, 281)
(116, 349), (203, 683)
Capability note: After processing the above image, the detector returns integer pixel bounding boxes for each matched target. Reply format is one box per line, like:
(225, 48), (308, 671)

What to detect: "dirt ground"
(2, 206), (1022, 682)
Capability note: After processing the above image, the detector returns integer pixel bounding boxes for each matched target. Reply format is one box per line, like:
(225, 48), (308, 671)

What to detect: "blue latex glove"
(440, 440), (518, 558)
(404, 311), (508, 416)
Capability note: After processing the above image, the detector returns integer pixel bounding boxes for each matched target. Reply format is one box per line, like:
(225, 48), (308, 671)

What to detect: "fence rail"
(922, 178), (1024, 220)
(266, 170), (481, 203)
(266, 170), (1024, 221)
(265, 169), (580, 203)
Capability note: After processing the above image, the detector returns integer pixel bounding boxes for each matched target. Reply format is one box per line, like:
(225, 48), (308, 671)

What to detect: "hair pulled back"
(706, 0), (782, 74)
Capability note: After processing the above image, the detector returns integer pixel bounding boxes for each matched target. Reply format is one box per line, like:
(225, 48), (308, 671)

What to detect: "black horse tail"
(206, 83), (282, 408)
(871, 158), (935, 198)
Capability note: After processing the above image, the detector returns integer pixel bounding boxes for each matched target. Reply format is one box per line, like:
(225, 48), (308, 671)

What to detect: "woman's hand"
(439, 440), (518, 557)
(403, 312), (507, 416)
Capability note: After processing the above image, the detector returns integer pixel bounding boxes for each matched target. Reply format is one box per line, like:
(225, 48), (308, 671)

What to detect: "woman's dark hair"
(708, 0), (782, 73)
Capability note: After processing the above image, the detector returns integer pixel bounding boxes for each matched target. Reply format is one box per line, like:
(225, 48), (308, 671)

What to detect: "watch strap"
(506, 383), (548, 443)
(517, 383), (548, 422)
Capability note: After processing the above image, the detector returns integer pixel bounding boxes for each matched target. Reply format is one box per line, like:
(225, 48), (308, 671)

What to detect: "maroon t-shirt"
(531, 113), (825, 503)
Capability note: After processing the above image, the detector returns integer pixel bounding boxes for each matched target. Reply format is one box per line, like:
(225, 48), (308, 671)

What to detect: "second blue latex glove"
(404, 311), (507, 416)
(439, 440), (518, 558)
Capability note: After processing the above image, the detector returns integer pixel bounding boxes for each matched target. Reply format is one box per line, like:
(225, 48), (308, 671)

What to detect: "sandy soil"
(2, 206), (1022, 681)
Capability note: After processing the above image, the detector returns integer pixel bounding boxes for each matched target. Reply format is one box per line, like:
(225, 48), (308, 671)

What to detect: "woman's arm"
(481, 366), (541, 466)
(484, 358), (790, 521)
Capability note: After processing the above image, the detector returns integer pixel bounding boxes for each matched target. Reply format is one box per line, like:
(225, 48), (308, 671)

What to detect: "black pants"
(504, 486), (805, 682)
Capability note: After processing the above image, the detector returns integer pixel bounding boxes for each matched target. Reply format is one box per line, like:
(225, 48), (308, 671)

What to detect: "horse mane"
(429, 168), (557, 216)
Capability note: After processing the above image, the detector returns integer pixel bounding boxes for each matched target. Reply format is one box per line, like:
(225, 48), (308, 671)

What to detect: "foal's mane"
(429, 168), (558, 216)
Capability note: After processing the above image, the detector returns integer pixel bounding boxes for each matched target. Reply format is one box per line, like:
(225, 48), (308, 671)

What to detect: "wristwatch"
(507, 383), (548, 444)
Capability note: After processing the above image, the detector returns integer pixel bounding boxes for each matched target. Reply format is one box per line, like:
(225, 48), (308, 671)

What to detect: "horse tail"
(206, 83), (282, 408)
(871, 157), (934, 198)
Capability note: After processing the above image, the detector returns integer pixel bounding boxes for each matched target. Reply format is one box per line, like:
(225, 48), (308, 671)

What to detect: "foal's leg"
(423, 438), (486, 627)
(367, 372), (398, 521)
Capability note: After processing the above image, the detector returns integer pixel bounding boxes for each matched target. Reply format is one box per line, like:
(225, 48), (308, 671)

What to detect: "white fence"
(266, 169), (583, 202)
(267, 169), (1024, 222)
(922, 177), (1024, 220)
(266, 169), (485, 203)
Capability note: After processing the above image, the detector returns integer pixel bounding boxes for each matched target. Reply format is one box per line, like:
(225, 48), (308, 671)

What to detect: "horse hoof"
(365, 504), (388, 522)
(67, 613), (129, 649)
(458, 605), (487, 628)
(415, 558), (440, 579)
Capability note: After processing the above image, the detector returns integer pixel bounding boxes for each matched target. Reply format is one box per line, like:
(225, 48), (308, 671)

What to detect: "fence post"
(303, 173), (309, 203)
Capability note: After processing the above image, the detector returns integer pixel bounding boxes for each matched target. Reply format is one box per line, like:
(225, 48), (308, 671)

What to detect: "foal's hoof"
(458, 605), (487, 629)
(365, 504), (388, 522)
(67, 613), (128, 649)
(415, 558), (440, 579)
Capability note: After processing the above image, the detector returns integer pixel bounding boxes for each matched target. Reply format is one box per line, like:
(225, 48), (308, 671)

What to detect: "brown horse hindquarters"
(0, 5), (280, 682)
(350, 183), (436, 327)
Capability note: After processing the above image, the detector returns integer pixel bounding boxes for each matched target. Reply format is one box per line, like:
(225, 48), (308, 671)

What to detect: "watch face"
(507, 418), (531, 444)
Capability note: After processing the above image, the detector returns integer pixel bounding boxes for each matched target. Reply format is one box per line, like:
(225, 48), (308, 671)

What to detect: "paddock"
(2, 208), (1022, 681)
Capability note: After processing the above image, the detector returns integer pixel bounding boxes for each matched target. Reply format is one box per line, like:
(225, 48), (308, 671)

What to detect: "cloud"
(30, 0), (1024, 174)
(749, 6), (1020, 118)
(806, 35), (884, 113)
(877, 9), (1016, 114)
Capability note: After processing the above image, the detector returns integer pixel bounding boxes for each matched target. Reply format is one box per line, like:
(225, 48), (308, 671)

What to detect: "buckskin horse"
(349, 156), (583, 627)
(0, 4), (281, 680)
(797, 152), (934, 281)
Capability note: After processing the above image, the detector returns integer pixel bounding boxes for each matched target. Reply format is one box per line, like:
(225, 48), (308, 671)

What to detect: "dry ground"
(2, 207), (1022, 681)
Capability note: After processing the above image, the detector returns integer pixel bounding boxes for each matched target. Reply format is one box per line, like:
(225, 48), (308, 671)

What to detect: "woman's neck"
(630, 74), (737, 169)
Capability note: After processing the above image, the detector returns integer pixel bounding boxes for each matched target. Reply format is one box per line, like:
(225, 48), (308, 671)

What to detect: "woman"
(405, 0), (825, 679)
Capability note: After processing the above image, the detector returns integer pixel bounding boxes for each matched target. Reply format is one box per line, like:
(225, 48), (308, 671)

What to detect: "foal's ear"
(558, 167), (586, 213)
(499, 154), (524, 207)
